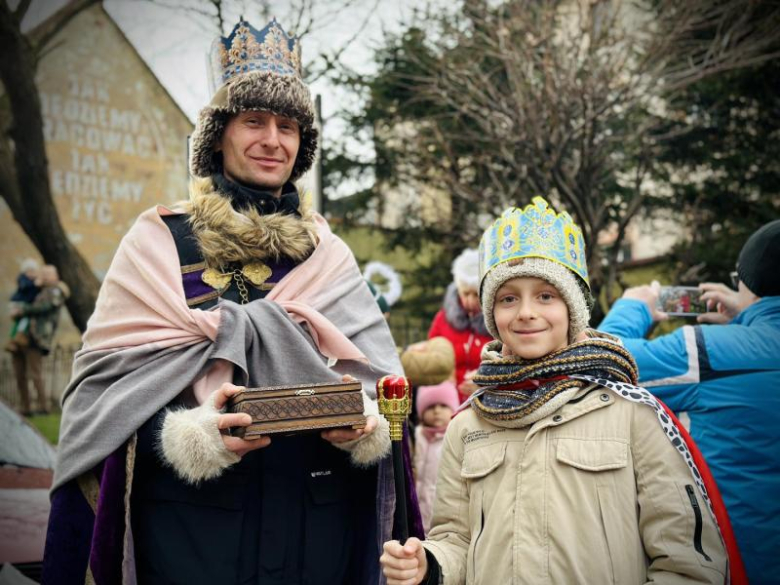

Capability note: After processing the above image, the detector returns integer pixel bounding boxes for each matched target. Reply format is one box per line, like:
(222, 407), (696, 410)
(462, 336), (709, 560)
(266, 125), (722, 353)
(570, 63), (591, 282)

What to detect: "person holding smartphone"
(599, 219), (780, 585)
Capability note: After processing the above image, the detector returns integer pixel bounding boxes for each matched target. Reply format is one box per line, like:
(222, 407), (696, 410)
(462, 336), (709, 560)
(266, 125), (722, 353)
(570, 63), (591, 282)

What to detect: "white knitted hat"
(451, 249), (480, 290)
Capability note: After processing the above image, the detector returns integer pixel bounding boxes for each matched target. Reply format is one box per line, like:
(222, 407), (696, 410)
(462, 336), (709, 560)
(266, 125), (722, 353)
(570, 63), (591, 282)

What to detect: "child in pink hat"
(413, 381), (460, 533)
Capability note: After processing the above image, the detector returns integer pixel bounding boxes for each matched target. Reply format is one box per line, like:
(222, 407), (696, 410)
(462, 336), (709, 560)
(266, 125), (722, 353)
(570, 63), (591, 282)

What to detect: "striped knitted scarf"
(471, 333), (638, 423)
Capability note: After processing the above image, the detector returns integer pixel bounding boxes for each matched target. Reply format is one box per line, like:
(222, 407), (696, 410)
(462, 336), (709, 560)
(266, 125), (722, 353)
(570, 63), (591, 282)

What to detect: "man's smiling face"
(217, 110), (300, 196)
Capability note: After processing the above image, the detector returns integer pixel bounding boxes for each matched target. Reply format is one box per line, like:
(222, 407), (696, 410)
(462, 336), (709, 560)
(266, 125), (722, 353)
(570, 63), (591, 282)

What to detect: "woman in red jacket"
(428, 249), (492, 403)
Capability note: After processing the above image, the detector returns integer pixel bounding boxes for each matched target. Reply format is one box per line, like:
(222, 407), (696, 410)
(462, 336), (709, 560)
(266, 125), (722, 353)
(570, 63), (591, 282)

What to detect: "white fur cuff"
(333, 414), (391, 467)
(160, 396), (240, 485)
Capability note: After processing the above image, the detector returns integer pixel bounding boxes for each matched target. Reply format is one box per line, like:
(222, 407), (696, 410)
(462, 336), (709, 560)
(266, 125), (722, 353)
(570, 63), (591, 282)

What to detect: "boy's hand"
(621, 281), (668, 323)
(380, 538), (427, 585)
(698, 282), (741, 324)
(214, 383), (271, 456)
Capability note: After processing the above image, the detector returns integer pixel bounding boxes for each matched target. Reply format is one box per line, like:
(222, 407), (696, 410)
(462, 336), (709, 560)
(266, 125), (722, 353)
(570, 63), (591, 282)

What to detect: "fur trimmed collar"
(442, 283), (490, 336)
(182, 177), (318, 269)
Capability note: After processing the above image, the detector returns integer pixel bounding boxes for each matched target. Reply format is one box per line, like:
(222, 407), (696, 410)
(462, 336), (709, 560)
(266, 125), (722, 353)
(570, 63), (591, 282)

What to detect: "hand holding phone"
(698, 282), (744, 324)
(621, 281), (668, 322)
(656, 286), (707, 317)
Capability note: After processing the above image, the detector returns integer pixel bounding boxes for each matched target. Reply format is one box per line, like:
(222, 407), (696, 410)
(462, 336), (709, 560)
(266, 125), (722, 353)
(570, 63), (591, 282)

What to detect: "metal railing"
(0, 343), (79, 412)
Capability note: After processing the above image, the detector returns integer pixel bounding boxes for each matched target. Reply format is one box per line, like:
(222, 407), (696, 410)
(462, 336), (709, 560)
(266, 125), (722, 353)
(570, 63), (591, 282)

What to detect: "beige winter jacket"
(422, 384), (727, 585)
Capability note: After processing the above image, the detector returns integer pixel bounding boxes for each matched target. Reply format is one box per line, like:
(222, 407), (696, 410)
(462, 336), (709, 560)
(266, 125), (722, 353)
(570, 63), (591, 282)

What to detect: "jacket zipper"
(685, 484), (712, 562)
(470, 506), (485, 581)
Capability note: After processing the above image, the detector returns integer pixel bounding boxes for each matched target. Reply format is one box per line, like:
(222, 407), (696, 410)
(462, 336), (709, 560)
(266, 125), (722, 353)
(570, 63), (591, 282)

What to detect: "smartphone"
(656, 286), (707, 317)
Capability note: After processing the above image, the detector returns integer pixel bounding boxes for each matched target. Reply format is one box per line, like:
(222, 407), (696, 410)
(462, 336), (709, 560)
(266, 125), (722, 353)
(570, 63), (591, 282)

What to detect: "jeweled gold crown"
(209, 18), (302, 91)
(479, 196), (589, 288)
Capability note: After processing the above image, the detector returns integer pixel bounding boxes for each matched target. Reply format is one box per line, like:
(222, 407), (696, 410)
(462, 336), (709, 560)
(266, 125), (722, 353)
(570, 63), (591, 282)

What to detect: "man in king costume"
(43, 19), (409, 585)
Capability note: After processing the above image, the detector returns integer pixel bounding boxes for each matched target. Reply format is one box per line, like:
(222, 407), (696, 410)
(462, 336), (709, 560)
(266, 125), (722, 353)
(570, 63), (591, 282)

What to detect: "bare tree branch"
(307, 0), (381, 83)
(28, 0), (100, 52)
(141, 0), (218, 21)
(13, 0), (32, 24)
(358, 0), (780, 311)
(209, 0), (224, 32)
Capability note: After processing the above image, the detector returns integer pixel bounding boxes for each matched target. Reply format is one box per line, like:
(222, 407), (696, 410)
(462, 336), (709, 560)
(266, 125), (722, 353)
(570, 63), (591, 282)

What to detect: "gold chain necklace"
(202, 262), (273, 304)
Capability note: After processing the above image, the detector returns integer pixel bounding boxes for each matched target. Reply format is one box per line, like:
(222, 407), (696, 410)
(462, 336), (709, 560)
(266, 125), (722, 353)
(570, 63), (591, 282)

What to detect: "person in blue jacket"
(599, 219), (780, 585)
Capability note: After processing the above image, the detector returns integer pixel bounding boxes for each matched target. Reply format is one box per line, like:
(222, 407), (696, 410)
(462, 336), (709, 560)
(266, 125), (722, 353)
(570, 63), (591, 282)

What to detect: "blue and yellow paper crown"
(479, 197), (589, 288)
(209, 19), (302, 91)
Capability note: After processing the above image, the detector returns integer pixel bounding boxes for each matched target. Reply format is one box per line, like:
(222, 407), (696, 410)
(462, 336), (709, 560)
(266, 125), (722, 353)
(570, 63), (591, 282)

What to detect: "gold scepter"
(376, 374), (412, 542)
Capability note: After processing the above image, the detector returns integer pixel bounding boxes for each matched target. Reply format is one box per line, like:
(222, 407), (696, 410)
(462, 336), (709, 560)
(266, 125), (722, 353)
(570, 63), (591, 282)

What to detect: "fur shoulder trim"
(183, 177), (318, 268)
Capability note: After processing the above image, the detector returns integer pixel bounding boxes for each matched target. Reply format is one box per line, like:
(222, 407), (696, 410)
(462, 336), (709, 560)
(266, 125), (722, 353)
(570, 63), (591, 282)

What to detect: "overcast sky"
(18, 0), (429, 196)
(24, 0), (421, 125)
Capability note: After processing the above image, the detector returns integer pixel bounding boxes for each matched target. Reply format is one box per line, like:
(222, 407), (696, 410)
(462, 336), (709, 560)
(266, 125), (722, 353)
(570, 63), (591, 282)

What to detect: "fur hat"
(737, 219), (780, 297)
(401, 337), (455, 386)
(189, 20), (318, 181)
(415, 381), (460, 419)
(451, 249), (480, 291)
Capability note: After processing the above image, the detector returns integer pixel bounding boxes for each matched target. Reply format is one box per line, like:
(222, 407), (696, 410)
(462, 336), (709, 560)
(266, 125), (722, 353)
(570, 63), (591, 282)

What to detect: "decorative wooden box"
(227, 381), (367, 437)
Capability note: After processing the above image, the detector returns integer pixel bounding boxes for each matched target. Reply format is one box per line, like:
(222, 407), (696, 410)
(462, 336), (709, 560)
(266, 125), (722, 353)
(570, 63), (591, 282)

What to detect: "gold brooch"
(241, 262), (273, 285)
(202, 268), (231, 290)
(202, 262), (273, 291)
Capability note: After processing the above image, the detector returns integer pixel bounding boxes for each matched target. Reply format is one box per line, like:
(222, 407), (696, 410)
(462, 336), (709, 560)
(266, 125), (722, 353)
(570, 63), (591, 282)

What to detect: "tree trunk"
(0, 2), (99, 332)
(585, 241), (606, 327)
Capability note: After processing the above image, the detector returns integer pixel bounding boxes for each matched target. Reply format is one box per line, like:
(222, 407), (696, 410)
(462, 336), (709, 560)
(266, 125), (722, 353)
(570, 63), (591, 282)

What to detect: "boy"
(381, 198), (729, 585)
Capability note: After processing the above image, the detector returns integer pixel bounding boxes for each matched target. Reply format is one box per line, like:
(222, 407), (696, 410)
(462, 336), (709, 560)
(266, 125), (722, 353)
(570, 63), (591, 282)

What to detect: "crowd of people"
(384, 212), (779, 585)
(18, 15), (775, 585)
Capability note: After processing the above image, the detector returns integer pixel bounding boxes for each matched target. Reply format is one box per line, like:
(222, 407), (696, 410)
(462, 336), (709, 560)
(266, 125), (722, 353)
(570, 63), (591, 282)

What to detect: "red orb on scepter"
(376, 375), (411, 441)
